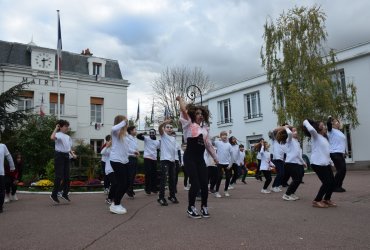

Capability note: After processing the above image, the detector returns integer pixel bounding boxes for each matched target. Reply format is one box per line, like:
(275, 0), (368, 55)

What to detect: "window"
(90, 139), (104, 153)
(244, 91), (262, 120)
(217, 99), (232, 125)
(93, 63), (102, 76)
(18, 91), (34, 111)
(49, 93), (65, 115)
(332, 69), (347, 96)
(91, 97), (104, 123)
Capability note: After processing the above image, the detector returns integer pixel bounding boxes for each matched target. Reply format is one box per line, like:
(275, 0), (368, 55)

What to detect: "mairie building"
(0, 40), (130, 152)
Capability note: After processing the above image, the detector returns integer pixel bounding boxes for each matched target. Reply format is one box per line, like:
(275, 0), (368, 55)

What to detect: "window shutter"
(90, 97), (104, 105)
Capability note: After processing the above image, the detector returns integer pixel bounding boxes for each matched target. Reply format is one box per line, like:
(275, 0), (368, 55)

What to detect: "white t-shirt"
(0, 144), (15, 176)
(55, 132), (72, 153)
(101, 146), (114, 175)
(231, 144), (240, 164)
(109, 120), (129, 164)
(204, 147), (217, 167)
(127, 134), (138, 157)
(237, 151), (245, 166)
(259, 146), (274, 171)
(284, 128), (305, 165)
(328, 128), (346, 154)
(142, 136), (160, 160)
(214, 140), (233, 165)
(303, 120), (331, 166)
(272, 140), (286, 161)
(160, 133), (176, 162)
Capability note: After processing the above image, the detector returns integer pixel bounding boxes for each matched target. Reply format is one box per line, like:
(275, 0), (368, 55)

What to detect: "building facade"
(202, 41), (370, 169)
(0, 40), (130, 151)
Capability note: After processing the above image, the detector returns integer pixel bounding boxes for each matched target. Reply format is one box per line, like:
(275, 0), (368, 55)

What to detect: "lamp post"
(186, 85), (203, 106)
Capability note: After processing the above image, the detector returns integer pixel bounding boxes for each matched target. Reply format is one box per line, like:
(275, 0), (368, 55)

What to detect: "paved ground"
(1, 171), (370, 250)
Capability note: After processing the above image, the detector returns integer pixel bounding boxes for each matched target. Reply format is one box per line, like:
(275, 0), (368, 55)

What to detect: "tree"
(261, 5), (358, 129)
(0, 81), (30, 139)
(152, 66), (214, 127)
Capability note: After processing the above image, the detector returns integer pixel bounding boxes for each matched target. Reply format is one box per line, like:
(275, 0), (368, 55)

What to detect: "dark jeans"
(330, 153), (347, 188)
(106, 172), (117, 200)
(272, 160), (285, 188)
(183, 154), (208, 207)
(127, 156), (138, 194)
(285, 163), (303, 195)
(208, 166), (218, 191)
(0, 176), (5, 209)
(261, 170), (272, 189)
(101, 161), (110, 189)
(230, 163), (242, 185)
(52, 152), (70, 197)
(110, 161), (130, 205)
(144, 158), (158, 193)
(216, 164), (232, 192)
(159, 160), (176, 199)
(311, 164), (335, 201)
(5, 176), (17, 195)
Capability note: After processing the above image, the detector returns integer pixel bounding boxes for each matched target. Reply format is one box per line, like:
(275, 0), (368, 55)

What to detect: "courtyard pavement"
(1, 171), (370, 250)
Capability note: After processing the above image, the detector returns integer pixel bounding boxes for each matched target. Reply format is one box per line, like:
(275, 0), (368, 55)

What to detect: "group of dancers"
(0, 96), (348, 215)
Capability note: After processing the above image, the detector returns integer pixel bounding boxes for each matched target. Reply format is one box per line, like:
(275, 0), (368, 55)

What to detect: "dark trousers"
(52, 152), (70, 197)
(208, 166), (218, 191)
(184, 155), (208, 207)
(285, 163), (303, 195)
(127, 156), (138, 194)
(272, 160), (285, 187)
(110, 161), (130, 205)
(5, 176), (17, 195)
(183, 165), (189, 187)
(256, 159), (262, 177)
(101, 161), (110, 189)
(311, 164), (335, 201)
(282, 164), (291, 186)
(144, 158), (158, 193)
(230, 163), (242, 185)
(261, 170), (272, 189)
(216, 164), (232, 192)
(174, 160), (180, 193)
(159, 160), (176, 199)
(0, 176), (5, 210)
(106, 172), (117, 200)
(330, 153), (347, 188)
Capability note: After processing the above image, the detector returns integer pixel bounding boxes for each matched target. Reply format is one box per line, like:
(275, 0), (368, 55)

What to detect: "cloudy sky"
(1, 0), (370, 118)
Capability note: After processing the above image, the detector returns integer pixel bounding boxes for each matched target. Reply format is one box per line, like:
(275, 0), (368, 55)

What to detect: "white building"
(202, 41), (370, 169)
(0, 40), (130, 151)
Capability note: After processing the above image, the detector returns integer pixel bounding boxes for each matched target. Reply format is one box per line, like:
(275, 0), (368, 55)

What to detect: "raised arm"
(303, 119), (318, 137)
(50, 124), (60, 140)
(137, 132), (146, 141)
(285, 126), (293, 142)
(176, 96), (189, 120)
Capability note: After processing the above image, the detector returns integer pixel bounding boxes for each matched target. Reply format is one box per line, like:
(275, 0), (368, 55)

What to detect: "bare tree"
(152, 66), (214, 127)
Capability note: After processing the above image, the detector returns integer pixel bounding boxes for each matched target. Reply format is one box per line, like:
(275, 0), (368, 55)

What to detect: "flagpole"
(57, 10), (61, 120)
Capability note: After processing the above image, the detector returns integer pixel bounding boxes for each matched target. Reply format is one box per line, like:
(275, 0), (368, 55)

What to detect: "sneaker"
(224, 191), (230, 197)
(50, 195), (60, 204)
(168, 196), (179, 204)
(187, 206), (201, 219)
(105, 198), (112, 205)
(10, 194), (18, 201)
(214, 192), (222, 198)
(312, 201), (329, 208)
(57, 192), (63, 197)
(127, 191), (135, 199)
(228, 185), (235, 190)
(290, 194), (300, 200)
(157, 198), (168, 206)
(261, 189), (271, 194)
(209, 189), (216, 194)
(184, 186), (190, 191)
(242, 180), (247, 184)
(271, 187), (280, 193)
(110, 204), (127, 214)
(4, 194), (10, 203)
(200, 206), (210, 218)
(333, 187), (346, 193)
(282, 194), (297, 201)
(60, 194), (71, 202)
(104, 188), (110, 195)
(322, 200), (337, 207)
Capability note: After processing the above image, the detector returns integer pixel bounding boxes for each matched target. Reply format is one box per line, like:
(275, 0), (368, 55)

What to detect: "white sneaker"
(4, 194), (10, 203)
(110, 204), (127, 214)
(261, 189), (271, 194)
(290, 194), (300, 200)
(228, 185), (235, 190)
(271, 187), (280, 192)
(104, 188), (110, 195)
(214, 192), (222, 198)
(278, 187), (283, 192)
(184, 186), (190, 191)
(224, 191), (230, 197)
(282, 194), (297, 201)
(10, 194), (18, 201)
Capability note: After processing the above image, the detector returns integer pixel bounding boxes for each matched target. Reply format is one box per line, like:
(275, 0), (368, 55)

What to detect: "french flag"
(57, 10), (62, 76)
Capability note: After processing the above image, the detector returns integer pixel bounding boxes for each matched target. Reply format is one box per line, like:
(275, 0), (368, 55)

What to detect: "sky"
(1, 0), (370, 119)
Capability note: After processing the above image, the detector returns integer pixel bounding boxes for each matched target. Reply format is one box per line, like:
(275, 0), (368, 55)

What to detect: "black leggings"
(330, 153), (347, 188)
(285, 163), (303, 195)
(101, 161), (110, 189)
(261, 170), (272, 189)
(5, 176), (17, 195)
(311, 164), (335, 201)
(110, 161), (130, 205)
(52, 152), (70, 197)
(216, 164), (232, 192)
(144, 158), (158, 193)
(208, 166), (218, 190)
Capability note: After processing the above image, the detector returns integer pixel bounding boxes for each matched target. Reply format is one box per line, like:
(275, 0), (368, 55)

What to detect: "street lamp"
(186, 85), (203, 106)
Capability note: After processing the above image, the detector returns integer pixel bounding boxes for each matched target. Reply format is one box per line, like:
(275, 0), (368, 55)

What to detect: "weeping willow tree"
(261, 5), (358, 129)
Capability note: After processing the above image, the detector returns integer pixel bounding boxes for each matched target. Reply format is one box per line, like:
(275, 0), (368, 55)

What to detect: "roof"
(0, 40), (123, 80)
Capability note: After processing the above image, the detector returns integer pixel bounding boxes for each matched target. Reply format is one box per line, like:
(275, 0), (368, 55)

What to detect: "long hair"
(276, 126), (293, 144)
(229, 136), (237, 145)
(254, 141), (269, 152)
(186, 104), (210, 125)
(113, 115), (128, 140)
